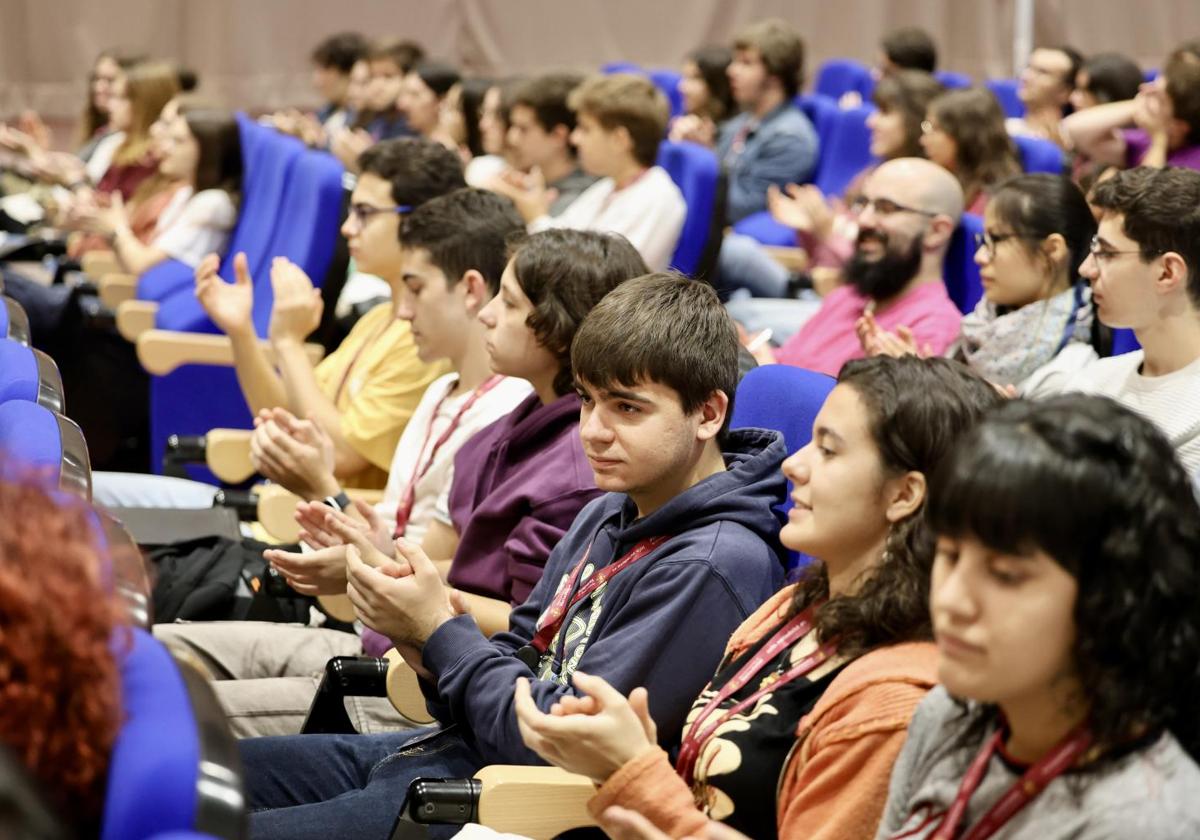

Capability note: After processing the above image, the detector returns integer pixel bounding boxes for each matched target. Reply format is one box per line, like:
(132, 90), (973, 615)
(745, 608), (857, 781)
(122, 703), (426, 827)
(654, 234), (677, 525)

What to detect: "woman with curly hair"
(0, 475), (125, 836)
(514, 356), (1004, 840)
(876, 394), (1200, 839)
(920, 88), (1023, 215)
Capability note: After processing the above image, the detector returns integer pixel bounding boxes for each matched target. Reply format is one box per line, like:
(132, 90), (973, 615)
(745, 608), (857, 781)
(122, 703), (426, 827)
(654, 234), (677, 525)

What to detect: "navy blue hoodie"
(420, 427), (788, 764)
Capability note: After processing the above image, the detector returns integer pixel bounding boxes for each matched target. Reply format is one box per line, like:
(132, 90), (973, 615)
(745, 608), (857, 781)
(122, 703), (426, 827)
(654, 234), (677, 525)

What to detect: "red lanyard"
(393, 375), (504, 536)
(333, 315), (399, 405)
(528, 535), (669, 654)
(675, 604), (835, 787)
(920, 724), (1092, 840)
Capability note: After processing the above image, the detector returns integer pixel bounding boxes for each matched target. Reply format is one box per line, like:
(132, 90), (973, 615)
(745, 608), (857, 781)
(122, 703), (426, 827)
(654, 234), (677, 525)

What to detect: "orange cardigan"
(587, 585), (938, 840)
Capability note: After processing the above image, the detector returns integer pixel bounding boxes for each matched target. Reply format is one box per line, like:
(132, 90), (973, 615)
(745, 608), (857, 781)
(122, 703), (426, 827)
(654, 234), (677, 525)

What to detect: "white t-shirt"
(85, 131), (124, 184)
(1058, 349), (1200, 473)
(374, 373), (532, 543)
(530, 165), (686, 272)
(151, 187), (238, 268)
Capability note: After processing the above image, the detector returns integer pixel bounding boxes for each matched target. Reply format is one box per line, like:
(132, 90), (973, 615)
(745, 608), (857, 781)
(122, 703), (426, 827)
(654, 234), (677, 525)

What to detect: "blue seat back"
(796, 93), (840, 146)
(648, 69), (685, 120)
(656, 140), (720, 276)
(731, 210), (796, 247)
(731, 364), (837, 571)
(935, 70), (972, 89)
(602, 61), (642, 75)
(1014, 134), (1065, 174)
(945, 213), (985, 314)
(0, 339), (39, 404)
(814, 59), (874, 101)
(2, 295), (30, 345)
(0, 399), (61, 476)
(985, 78), (1025, 118)
(813, 104), (876, 197)
(1110, 328), (1141, 356)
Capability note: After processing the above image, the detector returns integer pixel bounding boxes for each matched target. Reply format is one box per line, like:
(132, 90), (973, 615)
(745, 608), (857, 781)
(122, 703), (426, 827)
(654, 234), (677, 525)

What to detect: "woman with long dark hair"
(876, 394), (1200, 838)
(921, 88), (1022, 215)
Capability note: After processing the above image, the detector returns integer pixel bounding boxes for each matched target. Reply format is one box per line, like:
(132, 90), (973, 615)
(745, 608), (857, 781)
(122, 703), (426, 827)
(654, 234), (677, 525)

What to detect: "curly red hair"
(0, 475), (124, 829)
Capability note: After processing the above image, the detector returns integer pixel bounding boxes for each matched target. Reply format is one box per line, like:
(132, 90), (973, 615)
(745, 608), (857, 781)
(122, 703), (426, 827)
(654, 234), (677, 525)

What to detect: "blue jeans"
(717, 233), (791, 298)
(244, 726), (484, 839)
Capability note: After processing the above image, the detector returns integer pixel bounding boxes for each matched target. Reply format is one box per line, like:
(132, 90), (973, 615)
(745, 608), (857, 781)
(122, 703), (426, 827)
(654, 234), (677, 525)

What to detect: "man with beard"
(770, 157), (965, 376)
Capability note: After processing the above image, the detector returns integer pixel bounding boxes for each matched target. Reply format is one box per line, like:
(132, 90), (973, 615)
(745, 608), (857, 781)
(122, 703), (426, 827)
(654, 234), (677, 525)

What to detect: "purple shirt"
(445, 391), (600, 605)
(1123, 128), (1200, 170)
(777, 281), (963, 377)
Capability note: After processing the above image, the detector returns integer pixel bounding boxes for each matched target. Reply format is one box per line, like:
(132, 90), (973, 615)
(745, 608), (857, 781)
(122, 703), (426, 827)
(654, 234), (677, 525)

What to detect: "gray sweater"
(875, 686), (1200, 839)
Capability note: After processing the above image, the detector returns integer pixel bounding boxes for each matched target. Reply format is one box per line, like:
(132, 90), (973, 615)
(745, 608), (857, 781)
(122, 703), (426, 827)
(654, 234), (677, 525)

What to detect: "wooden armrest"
(474, 765), (597, 838)
(116, 300), (158, 342)
(384, 649), (436, 725)
(256, 483), (302, 543)
(206, 428), (254, 484)
(80, 251), (119, 278)
(98, 273), (137, 308)
(763, 246), (809, 272)
(135, 329), (326, 376)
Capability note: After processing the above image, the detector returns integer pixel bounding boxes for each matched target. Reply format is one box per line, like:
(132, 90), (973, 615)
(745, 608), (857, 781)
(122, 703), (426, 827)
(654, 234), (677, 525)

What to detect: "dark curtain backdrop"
(0, 0), (1196, 124)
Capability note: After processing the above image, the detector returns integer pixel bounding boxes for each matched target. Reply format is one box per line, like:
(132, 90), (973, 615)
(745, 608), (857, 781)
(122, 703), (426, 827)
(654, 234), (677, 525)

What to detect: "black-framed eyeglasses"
(974, 230), (1036, 259)
(849, 195), (939, 218)
(348, 203), (411, 223)
(1088, 234), (1148, 265)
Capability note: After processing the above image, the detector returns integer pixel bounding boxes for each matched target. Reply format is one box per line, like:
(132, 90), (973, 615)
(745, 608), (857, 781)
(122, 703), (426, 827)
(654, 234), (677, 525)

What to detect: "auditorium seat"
(814, 58), (874, 101)
(935, 70), (972, 89)
(655, 140), (721, 277)
(1014, 134), (1066, 174)
(0, 399), (91, 499)
(0, 338), (64, 412)
(945, 213), (985, 314)
(986, 78), (1025, 118)
(2, 294), (31, 344)
(812, 102), (876, 197)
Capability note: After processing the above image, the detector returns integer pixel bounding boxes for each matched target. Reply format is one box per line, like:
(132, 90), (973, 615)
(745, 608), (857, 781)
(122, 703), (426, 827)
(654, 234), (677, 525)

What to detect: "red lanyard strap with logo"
(526, 535), (669, 655)
(923, 725), (1092, 840)
(675, 604), (834, 786)
(393, 375), (504, 536)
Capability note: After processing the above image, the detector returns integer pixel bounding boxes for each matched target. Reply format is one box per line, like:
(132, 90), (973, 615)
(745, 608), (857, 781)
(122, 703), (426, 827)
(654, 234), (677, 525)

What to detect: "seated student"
(721, 70), (944, 301)
(153, 188), (532, 738)
(330, 38), (422, 170)
(876, 395), (1200, 839)
(507, 74), (686, 271)
(839, 27), (938, 109)
(74, 101), (242, 274)
(741, 158), (964, 374)
(921, 87), (1022, 216)
(515, 356), (1003, 840)
(669, 44), (735, 146)
(1069, 52), (1144, 114)
(1063, 39), (1200, 171)
(487, 73), (597, 216)
(863, 174), (1098, 394)
(0, 475), (125, 838)
(285, 228), (650, 650)
(1028, 166), (1200, 474)
(310, 31), (369, 134)
(440, 76), (491, 163)
(717, 19), (818, 223)
(89, 61), (180, 200)
(90, 137), (463, 508)
(1005, 45), (1083, 147)
(239, 273), (788, 839)
(398, 60), (461, 148)
(463, 78), (521, 186)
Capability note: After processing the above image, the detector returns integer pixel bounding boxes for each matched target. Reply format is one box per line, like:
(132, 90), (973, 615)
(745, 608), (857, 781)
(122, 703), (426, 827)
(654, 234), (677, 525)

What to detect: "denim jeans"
(716, 232), (791, 298)
(244, 726), (484, 839)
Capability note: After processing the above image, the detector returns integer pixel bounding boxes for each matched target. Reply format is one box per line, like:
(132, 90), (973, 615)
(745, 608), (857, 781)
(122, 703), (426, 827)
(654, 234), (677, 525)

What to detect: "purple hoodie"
(445, 391), (599, 604)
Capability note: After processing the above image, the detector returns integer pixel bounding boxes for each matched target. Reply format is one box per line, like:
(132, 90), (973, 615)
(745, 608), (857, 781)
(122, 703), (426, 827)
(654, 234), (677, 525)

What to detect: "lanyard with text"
(925, 724), (1092, 840)
(393, 375), (505, 536)
(523, 534), (669, 658)
(675, 603), (835, 787)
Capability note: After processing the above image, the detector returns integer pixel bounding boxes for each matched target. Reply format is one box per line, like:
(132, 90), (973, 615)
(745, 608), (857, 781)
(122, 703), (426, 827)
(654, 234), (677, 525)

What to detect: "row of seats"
(0, 294), (246, 839)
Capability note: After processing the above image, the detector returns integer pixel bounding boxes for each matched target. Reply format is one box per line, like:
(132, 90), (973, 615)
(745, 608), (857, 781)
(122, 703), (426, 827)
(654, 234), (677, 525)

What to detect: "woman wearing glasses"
(863, 174), (1099, 394)
(920, 88), (1022, 216)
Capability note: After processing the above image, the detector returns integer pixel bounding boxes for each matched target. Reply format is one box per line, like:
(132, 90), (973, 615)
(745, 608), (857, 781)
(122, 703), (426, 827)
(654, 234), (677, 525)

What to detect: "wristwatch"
(323, 491), (351, 512)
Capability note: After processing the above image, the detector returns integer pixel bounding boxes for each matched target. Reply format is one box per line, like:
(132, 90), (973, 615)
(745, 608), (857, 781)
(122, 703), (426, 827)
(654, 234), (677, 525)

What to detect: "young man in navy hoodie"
(242, 273), (788, 839)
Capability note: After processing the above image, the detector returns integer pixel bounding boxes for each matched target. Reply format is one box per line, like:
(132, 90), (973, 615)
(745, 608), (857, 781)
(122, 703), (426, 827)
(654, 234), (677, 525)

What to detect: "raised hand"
(267, 257), (323, 344)
(194, 251), (254, 337)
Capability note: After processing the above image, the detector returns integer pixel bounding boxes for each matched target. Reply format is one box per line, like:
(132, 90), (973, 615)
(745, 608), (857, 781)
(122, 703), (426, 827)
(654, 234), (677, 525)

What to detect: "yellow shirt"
(314, 303), (450, 489)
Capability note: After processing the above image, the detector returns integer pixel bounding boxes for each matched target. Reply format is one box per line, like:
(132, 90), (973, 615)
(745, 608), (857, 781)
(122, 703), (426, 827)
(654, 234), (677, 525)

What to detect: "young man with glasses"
(1033, 166), (1200, 473)
(743, 157), (964, 377)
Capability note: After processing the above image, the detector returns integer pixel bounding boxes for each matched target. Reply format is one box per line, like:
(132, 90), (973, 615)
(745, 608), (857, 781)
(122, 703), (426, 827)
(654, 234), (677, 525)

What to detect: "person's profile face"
(867, 105), (907, 159)
(399, 71), (441, 136)
(107, 77), (131, 131)
(679, 60), (709, 115)
(366, 59), (405, 112)
(394, 247), (464, 363)
(478, 86), (507, 158)
(569, 111), (622, 177)
(507, 104), (558, 170)
(345, 60), (371, 112)
(727, 47), (769, 108)
(157, 114), (200, 181)
(1018, 48), (1074, 108)
(339, 172), (403, 278)
(92, 56), (121, 114)
(477, 261), (559, 383)
(1080, 212), (1162, 331)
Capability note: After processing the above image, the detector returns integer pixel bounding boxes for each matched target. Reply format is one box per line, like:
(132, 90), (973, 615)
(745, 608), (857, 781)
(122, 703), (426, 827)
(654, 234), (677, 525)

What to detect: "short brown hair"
(568, 74), (668, 167)
(511, 72), (585, 134)
(509, 229), (649, 396)
(1165, 45), (1200, 146)
(571, 273), (739, 439)
(1091, 166), (1200, 308)
(734, 18), (806, 98)
(367, 38), (425, 73)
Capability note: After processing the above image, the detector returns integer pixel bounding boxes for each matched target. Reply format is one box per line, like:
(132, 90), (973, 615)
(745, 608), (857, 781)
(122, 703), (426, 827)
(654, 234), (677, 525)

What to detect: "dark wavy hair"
(788, 356), (1005, 659)
(873, 70), (945, 160)
(686, 45), (735, 123)
(928, 395), (1200, 761)
(509, 229), (648, 397)
(0, 472), (126, 835)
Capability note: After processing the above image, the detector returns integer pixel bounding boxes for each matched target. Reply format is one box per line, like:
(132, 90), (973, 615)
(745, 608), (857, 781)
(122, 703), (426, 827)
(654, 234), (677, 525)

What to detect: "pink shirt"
(776, 281), (963, 376)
